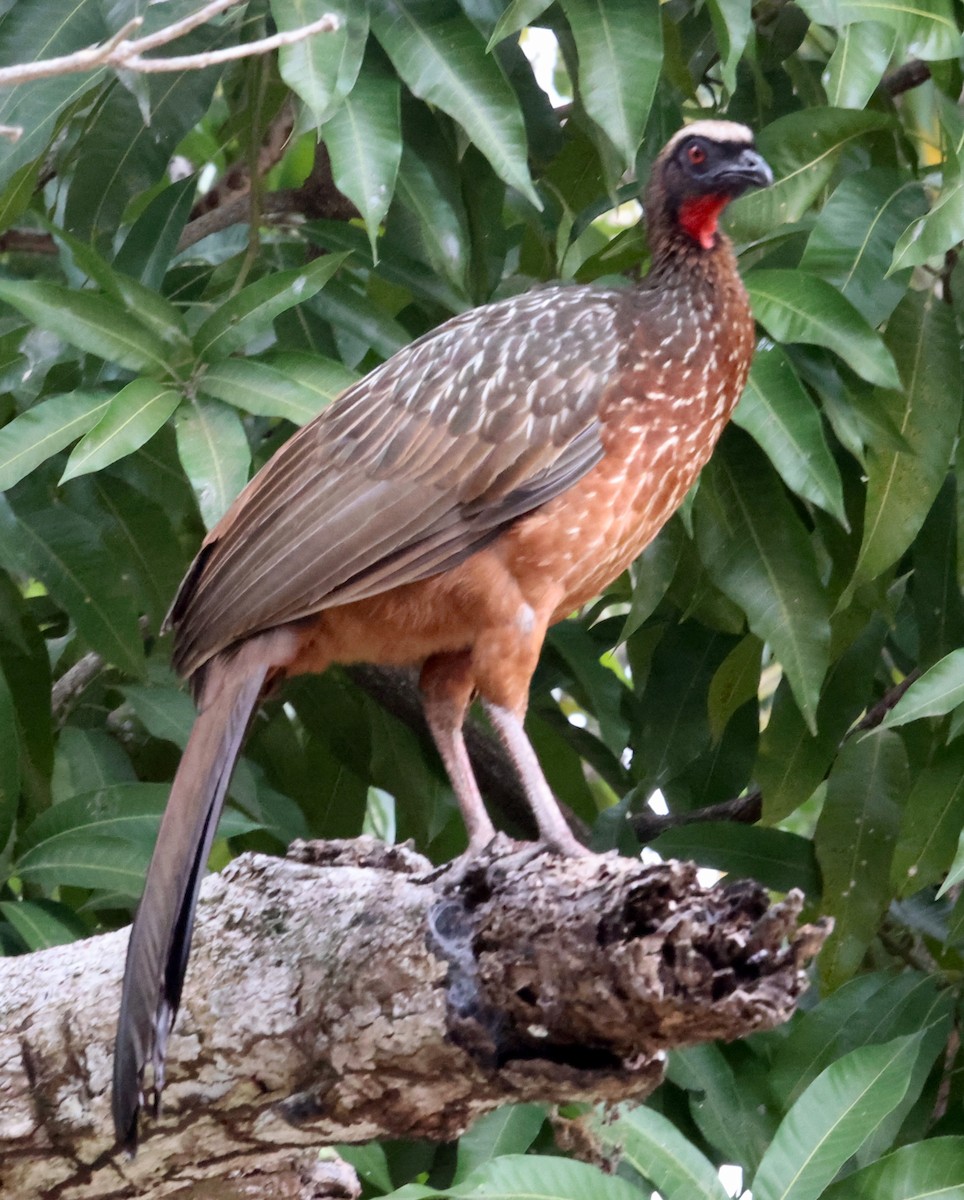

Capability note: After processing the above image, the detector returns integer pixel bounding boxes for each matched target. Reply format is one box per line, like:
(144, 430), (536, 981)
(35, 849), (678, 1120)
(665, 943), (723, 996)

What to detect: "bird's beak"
(714, 147), (773, 194)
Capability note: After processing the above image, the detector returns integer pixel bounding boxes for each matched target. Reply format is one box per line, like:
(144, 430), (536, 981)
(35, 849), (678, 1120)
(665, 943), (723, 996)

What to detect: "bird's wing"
(170, 285), (626, 676)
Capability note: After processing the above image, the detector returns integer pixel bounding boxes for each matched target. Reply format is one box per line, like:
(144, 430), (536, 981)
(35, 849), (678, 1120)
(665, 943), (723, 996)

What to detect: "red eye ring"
(687, 143), (706, 165)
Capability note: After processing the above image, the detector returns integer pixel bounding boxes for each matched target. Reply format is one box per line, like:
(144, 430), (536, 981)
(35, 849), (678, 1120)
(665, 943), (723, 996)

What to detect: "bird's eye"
(687, 143), (707, 166)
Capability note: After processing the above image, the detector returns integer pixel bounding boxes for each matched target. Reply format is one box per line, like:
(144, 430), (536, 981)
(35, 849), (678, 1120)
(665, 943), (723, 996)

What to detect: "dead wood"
(0, 836), (827, 1199)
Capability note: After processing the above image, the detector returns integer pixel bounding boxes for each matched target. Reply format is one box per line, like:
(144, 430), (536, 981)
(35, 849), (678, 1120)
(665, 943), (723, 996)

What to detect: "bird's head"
(645, 120), (772, 252)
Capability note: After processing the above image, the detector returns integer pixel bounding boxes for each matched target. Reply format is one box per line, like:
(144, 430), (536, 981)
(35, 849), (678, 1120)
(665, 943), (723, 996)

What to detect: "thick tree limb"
(0, 836), (825, 1198)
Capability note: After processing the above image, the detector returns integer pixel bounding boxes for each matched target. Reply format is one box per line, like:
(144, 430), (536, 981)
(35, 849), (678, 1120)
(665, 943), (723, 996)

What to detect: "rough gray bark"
(0, 836), (827, 1199)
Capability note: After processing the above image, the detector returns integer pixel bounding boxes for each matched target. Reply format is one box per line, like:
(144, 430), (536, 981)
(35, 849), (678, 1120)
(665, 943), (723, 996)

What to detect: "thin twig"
(882, 59), (931, 97)
(0, 3), (339, 87)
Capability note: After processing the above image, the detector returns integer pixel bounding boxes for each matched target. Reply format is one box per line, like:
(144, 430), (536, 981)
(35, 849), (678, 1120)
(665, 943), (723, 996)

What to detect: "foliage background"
(1, 0), (964, 1195)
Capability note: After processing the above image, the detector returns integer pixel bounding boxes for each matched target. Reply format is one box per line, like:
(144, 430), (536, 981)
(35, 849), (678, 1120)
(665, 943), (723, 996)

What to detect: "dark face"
(668, 135), (773, 202)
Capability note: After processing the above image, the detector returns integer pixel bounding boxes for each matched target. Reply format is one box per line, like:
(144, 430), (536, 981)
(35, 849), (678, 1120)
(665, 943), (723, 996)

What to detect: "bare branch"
(0, 3), (339, 88)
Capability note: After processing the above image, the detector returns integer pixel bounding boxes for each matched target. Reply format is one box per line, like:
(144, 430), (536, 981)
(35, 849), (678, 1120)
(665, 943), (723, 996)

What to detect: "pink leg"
(420, 654), (496, 853)
(483, 701), (588, 856)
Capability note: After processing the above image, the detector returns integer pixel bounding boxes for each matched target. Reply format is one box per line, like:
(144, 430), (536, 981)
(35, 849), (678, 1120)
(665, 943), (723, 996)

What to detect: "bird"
(113, 119), (772, 1150)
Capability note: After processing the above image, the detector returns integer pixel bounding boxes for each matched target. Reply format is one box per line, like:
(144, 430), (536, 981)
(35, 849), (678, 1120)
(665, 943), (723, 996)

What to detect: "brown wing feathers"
(170, 286), (624, 676)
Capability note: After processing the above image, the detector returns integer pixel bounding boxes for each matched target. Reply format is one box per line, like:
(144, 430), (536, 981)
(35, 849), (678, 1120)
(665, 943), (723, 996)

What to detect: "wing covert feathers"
(170, 285), (625, 677)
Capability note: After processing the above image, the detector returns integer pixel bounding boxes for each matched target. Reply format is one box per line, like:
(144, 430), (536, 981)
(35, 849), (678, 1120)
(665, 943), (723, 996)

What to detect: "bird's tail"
(112, 649), (268, 1152)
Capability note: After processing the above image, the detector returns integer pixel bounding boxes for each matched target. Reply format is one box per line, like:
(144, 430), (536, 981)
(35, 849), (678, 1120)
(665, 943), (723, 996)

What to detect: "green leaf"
(823, 1136), (964, 1200)
(174, 398), (251, 529)
(593, 1104), (730, 1200)
(121, 683), (196, 749)
(882, 650), (964, 728)
(18, 781), (260, 860)
(193, 253), (349, 362)
(60, 379), (180, 482)
(272, 0), (368, 124)
(455, 1152), (646, 1199)
(707, 632), (762, 740)
(370, 0), (539, 208)
(558, 0), (662, 173)
(322, 56), (402, 258)
(0, 663), (19, 848)
(0, 281), (170, 373)
(0, 391), (112, 492)
(752, 1033), (925, 1200)
(706, 0), (754, 94)
(891, 178), (964, 273)
(200, 358), (349, 425)
(0, 899), (87, 949)
(891, 740), (964, 897)
(727, 109), (893, 243)
(939, 829), (964, 895)
(114, 175), (198, 289)
(52, 727), (135, 802)
(800, 170), (928, 326)
(0, 1), (106, 192)
(695, 431), (831, 733)
(851, 290), (961, 591)
(734, 345), (846, 524)
(823, 21), (897, 109)
(804, 0), (962, 62)
(667, 1044), (773, 1175)
(453, 1105), (546, 1183)
(815, 729), (905, 989)
(652, 823), (821, 896)
(487, 0), (554, 50)
(14, 834), (152, 897)
(0, 498), (145, 679)
(746, 271), (899, 389)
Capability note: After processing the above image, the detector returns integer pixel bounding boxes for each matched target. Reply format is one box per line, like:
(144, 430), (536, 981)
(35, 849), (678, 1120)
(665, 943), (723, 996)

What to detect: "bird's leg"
(482, 701), (589, 857)
(420, 652), (496, 854)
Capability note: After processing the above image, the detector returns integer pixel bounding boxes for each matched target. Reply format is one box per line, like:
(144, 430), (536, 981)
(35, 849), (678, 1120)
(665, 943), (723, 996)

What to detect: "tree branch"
(0, 836), (826, 1196)
(0, 1), (340, 88)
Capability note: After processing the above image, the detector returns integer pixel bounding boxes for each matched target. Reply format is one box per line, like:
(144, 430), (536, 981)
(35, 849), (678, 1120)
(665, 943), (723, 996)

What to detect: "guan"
(113, 119), (772, 1149)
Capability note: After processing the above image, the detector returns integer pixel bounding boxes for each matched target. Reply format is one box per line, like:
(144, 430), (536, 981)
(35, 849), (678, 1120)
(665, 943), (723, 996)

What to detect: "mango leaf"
(0, 280), (170, 373)
(0, 391), (112, 492)
(60, 379), (181, 482)
(823, 1137), (964, 1200)
(558, 0), (661, 173)
(882, 650), (964, 728)
(52, 727), (135, 802)
(14, 834), (152, 897)
(727, 109), (893, 243)
(799, 0), (961, 62)
(815, 729), (905, 989)
(272, 0), (368, 124)
(746, 271), (899, 389)
(322, 55), (401, 258)
(752, 1033), (924, 1200)
(0, 663), (19, 850)
(592, 1104), (729, 1200)
(851, 290), (961, 591)
(0, 1), (106, 192)
(193, 253), (349, 362)
(695, 431), (831, 733)
(121, 683), (196, 749)
(17, 782), (260, 861)
(384, 1153), (642, 1199)
(0, 498), (145, 678)
(652, 823), (821, 897)
(201, 358), (350, 425)
(0, 899), (88, 949)
(114, 175), (198, 288)
(487, 0), (554, 49)
(891, 178), (964, 273)
(823, 21), (897, 109)
(389, 115), (472, 296)
(706, 0), (753, 94)
(452, 1105), (546, 1183)
(800, 169), (927, 326)
(370, 0), (539, 208)
(891, 740), (964, 896)
(734, 345), (846, 524)
(174, 398), (250, 528)
(939, 830), (964, 896)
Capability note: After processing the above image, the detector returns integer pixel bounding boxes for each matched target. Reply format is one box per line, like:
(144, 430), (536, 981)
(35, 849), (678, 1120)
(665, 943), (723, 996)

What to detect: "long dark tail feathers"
(112, 649), (270, 1153)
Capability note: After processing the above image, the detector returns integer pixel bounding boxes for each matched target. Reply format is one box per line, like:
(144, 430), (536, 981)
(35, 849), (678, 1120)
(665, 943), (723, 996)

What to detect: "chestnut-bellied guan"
(113, 119), (772, 1150)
